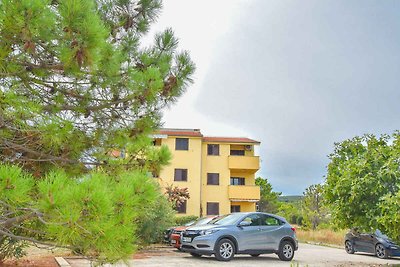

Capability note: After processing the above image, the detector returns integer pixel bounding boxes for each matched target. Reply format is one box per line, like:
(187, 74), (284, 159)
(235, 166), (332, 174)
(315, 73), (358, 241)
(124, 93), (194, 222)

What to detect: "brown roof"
(203, 136), (260, 144)
(156, 129), (203, 137)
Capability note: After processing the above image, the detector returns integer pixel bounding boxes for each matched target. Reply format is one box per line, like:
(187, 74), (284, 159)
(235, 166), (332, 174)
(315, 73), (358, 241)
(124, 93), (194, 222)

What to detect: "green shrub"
(135, 195), (175, 245)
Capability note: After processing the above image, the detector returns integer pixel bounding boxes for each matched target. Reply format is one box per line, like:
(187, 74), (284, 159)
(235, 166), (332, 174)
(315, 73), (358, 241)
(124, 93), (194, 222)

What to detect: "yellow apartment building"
(152, 128), (261, 217)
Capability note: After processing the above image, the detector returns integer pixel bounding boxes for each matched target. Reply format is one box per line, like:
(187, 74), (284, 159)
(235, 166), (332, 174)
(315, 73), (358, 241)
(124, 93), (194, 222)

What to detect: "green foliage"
(0, 164), (168, 264)
(324, 132), (400, 241)
(301, 184), (328, 230)
(0, 0), (195, 175)
(0, 0), (195, 263)
(135, 194), (175, 245)
(255, 177), (281, 213)
(277, 202), (302, 225)
(174, 215), (198, 226)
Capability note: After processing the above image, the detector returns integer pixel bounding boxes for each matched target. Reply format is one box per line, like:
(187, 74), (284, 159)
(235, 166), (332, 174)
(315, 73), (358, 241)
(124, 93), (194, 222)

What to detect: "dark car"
(345, 229), (400, 259)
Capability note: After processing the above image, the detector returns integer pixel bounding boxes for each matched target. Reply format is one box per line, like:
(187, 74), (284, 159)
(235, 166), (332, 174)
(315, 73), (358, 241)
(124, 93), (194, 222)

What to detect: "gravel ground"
(65, 243), (400, 267)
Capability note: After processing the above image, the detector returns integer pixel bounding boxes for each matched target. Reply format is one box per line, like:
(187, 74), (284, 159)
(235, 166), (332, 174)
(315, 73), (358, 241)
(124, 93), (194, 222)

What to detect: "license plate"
(182, 237), (191, 243)
(171, 239), (176, 244)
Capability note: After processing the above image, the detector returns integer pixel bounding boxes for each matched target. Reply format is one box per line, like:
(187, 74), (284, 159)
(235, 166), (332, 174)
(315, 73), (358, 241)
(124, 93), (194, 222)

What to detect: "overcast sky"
(146, 0), (400, 195)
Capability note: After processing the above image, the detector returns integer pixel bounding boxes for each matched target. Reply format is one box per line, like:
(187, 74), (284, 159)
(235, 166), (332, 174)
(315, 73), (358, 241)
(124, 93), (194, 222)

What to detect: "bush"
(174, 215), (198, 226)
(135, 195), (175, 245)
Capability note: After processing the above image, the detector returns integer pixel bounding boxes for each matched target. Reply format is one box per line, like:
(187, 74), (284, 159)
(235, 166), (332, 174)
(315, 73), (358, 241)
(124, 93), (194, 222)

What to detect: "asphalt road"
(66, 243), (400, 267)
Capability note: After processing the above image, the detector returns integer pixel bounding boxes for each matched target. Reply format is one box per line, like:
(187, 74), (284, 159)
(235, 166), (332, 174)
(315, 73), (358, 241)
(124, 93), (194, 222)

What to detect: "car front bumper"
(180, 235), (217, 255)
(170, 233), (181, 248)
(388, 247), (400, 257)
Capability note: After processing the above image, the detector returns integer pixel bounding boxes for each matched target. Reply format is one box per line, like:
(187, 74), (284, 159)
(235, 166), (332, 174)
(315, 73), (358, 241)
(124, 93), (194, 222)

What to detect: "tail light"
(291, 227), (296, 233)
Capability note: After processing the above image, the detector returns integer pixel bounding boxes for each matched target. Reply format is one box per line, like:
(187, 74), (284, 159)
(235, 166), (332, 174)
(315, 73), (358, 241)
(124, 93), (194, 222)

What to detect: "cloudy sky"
(146, 0), (400, 195)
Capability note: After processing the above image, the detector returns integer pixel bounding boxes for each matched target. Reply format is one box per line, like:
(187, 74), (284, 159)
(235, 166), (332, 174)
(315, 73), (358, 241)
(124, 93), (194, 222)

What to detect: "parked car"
(180, 212), (298, 261)
(170, 216), (219, 249)
(164, 220), (196, 243)
(345, 228), (400, 259)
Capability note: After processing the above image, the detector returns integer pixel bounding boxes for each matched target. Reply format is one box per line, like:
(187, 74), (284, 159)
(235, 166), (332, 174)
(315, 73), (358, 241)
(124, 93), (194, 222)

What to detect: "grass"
(295, 227), (347, 247)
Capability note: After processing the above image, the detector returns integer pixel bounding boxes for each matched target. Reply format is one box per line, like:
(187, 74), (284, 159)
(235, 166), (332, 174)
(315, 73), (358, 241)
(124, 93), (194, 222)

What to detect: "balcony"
(228, 185), (260, 201)
(228, 156), (260, 173)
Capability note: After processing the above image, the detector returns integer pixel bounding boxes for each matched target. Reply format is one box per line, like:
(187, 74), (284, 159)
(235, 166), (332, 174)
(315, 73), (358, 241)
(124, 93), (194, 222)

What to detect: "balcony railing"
(228, 156), (260, 172)
(228, 185), (260, 201)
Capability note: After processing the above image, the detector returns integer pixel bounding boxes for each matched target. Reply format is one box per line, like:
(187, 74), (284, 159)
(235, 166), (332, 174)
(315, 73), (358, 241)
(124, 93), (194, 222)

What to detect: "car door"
(259, 214), (283, 250)
(236, 214), (265, 250)
(358, 234), (375, 253)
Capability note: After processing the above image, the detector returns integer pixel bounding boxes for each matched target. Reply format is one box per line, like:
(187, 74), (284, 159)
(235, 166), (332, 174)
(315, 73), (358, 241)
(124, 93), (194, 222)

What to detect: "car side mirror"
(238, 221), (251, 227)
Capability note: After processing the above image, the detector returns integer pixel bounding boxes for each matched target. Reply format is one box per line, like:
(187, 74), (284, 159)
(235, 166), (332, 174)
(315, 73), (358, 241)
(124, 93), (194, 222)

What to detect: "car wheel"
(250, 254), (260, 257)
(345, 240), (355, 254)
(215, 238), (235, 261)
(375, 243), (388, 259)
(278, 240), (295, 261)
(190, 252), (202, 258)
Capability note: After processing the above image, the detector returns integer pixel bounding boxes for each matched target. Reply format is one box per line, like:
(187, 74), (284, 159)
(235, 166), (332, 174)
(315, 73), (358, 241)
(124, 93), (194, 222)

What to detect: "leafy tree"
(277, 202), (302, 225)
(255, 177), (281, 213)
(302, 184), (327, 230)
(324, 133), (400, 240)
(0, 0), (194, 263)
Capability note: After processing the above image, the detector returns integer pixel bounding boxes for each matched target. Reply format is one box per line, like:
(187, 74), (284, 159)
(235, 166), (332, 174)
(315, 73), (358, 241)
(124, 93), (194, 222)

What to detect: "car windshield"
(194, 217), (215, 225)
(211, 213), (244, 225)
(375, 229), (389, 239)
(184, 220), (195, 226)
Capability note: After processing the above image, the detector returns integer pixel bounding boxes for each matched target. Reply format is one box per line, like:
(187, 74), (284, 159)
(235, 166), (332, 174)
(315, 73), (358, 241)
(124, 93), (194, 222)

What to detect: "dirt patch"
(132, 246), (176, 259)
(0, 245), (71, 267)
(0, 256), (58, 267)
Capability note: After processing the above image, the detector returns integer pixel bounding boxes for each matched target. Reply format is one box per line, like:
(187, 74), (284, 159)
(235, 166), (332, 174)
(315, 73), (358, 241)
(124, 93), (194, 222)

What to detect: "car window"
(212, 213), (243, 225)
(261, 215), (281, 226)
(241, 214), (261, 226)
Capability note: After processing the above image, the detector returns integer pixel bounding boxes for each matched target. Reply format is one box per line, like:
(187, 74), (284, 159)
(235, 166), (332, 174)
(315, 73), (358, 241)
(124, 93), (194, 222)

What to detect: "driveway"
(65, 243), (400, 267)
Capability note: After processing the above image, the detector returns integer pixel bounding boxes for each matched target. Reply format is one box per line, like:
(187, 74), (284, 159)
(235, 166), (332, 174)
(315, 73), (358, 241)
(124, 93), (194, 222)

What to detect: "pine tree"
(0, 0), (195, 263)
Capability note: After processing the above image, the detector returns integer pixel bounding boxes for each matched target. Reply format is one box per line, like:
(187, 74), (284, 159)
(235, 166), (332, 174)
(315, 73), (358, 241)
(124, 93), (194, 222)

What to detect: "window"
(241, 214), (262, 226)
(261, 215), (282, 226)
(207, 202), (219, 215)
(207, 144), (219, 155)
(231, 205), (241, 213)
(207, 173), (219, 185)
(175, 138), (189, 150)
(230, 150), (245, 156)
(174, 169), (188, 181)
(176, 200), (187, 214)
(230, 177), (245, 185)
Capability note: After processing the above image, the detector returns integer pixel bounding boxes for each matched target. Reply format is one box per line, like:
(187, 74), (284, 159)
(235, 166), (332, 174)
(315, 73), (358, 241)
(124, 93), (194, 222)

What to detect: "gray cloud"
(194, 0), (400, 194)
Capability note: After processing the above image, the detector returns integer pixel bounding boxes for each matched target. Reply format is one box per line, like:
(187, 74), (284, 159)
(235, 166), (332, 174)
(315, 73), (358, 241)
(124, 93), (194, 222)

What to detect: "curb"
(55, 257), (71, 267)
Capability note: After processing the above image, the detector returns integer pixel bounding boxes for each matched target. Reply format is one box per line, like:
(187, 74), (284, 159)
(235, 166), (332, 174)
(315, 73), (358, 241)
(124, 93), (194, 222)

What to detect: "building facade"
(153, 128), (261, 217)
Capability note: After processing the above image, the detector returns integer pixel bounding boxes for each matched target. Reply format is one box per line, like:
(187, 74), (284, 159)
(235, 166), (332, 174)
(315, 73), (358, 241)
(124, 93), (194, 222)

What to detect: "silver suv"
(180, 212), (298, 261)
